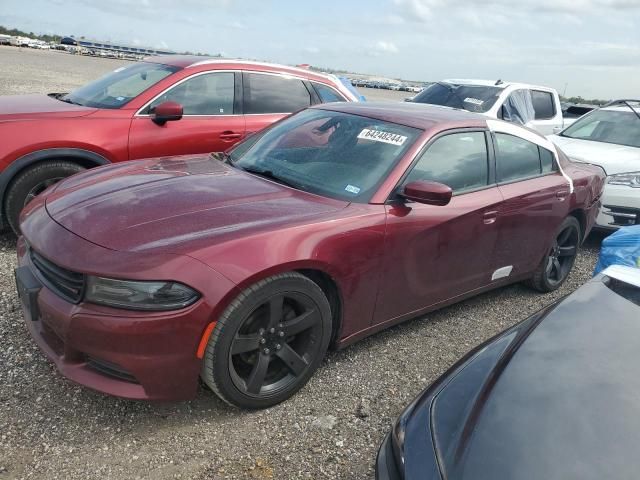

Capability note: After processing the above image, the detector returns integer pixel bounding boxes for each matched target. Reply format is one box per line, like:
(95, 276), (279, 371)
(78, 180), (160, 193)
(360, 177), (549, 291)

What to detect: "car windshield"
(60, 62), (180, 109)
(231, 108), (421, 202)
(412, 82), (502, 113)
(561, 109), (640, 148)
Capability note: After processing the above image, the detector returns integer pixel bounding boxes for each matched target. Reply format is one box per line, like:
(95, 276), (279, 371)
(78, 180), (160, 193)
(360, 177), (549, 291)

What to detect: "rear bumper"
(596, 183), (640, 229)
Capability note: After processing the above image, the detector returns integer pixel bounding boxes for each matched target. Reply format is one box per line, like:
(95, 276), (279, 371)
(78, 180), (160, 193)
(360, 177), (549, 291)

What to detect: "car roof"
(144, 55), (340, 84)
(313, 102), (488, 131)
(443, 78), (554, 91)
(600, 106), (638, 112)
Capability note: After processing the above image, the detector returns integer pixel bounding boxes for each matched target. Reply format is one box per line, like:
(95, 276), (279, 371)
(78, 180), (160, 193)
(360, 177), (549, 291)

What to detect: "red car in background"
(16, 103), (604, 408)
(0, 56), (360, 232)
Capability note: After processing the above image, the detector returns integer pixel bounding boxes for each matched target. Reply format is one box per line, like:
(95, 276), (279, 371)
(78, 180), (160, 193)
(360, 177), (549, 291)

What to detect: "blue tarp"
(594, 226), (640, 275)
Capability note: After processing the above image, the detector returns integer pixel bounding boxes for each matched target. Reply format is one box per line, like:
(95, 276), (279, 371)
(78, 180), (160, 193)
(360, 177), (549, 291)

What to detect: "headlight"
(85, 276), (200, 311)
(392, 412), (408, 467)
(608, 172), (640, 188)
(391, 396), (420, 468)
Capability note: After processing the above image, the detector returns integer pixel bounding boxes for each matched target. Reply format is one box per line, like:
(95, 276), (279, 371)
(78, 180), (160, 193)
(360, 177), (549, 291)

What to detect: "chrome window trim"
(136, 69), (355, 118)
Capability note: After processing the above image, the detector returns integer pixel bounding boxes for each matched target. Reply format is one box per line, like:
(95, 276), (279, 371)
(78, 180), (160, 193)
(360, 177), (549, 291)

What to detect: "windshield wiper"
(58, 96), (84, 106)
(239, 166), (302, 190)
(210, 151), (234, 165)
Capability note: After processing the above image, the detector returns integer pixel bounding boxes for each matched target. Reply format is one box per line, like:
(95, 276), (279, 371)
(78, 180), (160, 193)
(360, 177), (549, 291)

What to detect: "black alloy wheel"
(545, 224), (580, 287)
(201, 272), (332, 409)
(4, 160), (85, 234)
(528, 216), (581, 292)
(24, 177), (64, 206)
(229, 292), (323, 397)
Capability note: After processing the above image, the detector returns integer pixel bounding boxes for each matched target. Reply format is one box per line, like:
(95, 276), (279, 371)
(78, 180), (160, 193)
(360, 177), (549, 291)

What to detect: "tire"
(201, 272), (332, 409)
(5, 160), (85, 234)
(527, 216), (581, 292)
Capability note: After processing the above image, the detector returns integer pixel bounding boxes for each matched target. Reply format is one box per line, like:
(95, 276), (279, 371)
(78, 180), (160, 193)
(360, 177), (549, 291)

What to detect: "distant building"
(60, 36), (174, 56)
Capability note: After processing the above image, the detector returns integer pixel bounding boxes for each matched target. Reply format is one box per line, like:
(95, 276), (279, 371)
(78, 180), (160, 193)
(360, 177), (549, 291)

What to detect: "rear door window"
(531, 90), (555, 120)
(495, 133), (542, 182)
(244, 73), (311, 114)
(404, 132), (489, 193)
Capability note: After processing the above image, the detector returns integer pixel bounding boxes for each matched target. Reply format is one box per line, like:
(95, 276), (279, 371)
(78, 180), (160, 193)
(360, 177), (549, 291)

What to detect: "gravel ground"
(0, 47), (606, 480)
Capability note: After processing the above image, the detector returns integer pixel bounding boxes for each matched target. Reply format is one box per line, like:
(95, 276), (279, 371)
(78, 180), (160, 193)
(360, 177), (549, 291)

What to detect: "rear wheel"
(5, 160), (85, 233)
(201, 272), (332, 409)
(527, 216), (581, 292)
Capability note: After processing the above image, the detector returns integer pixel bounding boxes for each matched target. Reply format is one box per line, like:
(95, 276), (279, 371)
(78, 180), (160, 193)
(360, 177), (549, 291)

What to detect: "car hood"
(0, 94), (97, 121)
(424, 274), (640, 480)
(549, 134), (640, 175)
(45, 154), (347, 253)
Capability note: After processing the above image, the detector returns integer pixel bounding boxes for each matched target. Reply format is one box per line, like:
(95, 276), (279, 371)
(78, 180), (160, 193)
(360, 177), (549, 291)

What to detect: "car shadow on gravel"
(0, 229), (606, 479)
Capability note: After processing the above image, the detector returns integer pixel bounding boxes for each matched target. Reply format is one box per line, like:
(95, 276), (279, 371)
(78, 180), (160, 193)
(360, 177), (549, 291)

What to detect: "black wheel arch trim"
(0, 148), (111, 225)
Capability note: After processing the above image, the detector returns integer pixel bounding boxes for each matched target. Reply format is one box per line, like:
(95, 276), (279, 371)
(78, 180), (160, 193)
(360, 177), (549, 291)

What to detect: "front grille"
(86, 356), (139, 384)
(30, 249), (85, 303)
(602, 205), (640, 227)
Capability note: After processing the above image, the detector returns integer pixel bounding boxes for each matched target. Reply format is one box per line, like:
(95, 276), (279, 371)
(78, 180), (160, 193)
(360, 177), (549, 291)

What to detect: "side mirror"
(151, 101), (183, 125)
(400, 180), (452, 206)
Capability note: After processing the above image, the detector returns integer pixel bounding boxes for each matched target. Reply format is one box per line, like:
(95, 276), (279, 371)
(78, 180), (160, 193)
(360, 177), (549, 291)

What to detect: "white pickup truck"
(409, 79), (567, 135)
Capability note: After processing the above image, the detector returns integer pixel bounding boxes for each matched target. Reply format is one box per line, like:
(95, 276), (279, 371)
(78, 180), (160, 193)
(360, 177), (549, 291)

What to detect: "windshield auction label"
(357, 129), (407, 146)
(464, 97), (484, 106)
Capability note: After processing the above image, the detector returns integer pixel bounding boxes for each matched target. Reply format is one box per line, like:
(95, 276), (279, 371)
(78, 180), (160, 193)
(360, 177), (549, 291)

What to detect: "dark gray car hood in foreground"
(410, 269), (640, 480)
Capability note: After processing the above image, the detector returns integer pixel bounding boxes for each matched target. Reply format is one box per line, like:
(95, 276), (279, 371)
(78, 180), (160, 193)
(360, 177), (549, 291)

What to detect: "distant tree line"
(0, 25), (60, 43)
(561, 96), (609, 106)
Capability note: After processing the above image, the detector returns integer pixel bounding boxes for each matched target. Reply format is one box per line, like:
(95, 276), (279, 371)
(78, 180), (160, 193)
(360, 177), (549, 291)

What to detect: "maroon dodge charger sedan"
(15, 103), (604, 408)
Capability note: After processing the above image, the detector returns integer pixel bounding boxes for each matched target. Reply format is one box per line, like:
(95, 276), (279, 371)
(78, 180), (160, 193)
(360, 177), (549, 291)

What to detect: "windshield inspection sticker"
(345, 184), (361, 194)
(463, 97), (484, 106)
(357, 128), (407, 146)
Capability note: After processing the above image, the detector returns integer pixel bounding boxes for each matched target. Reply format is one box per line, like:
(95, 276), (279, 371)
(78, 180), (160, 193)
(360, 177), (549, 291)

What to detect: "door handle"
(556, 190), (569, 200)
(219, 131), (243, 141)
(483, 210), (498, 225)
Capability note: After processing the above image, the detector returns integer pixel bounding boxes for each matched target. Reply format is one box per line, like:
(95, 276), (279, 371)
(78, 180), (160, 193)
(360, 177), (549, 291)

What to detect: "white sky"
(2, 0), (639, 99)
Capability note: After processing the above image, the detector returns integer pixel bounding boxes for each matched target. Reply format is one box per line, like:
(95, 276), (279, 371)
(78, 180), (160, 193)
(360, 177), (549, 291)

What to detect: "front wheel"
(5, 160), (85, 234)
(527, 216), (581, 292)
(201, 272), (332, 409)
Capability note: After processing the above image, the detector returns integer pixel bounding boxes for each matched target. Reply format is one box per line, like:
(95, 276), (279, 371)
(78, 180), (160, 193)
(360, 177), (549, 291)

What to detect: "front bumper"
(17, 241), (209, 401)
(596, 183), (640, 229)
(376, 433), (403, 480)
(16, 206), (237, 401)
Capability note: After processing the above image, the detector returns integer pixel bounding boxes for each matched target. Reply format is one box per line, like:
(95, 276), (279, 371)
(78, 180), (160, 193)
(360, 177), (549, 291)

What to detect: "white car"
(410, 79), (565, 135)
(549, 100), (640, 230)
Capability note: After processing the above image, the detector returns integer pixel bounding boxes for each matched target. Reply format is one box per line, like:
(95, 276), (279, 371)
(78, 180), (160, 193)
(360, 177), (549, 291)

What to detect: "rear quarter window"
(312, 82), (347, 103)
(539, 146), (557, 173)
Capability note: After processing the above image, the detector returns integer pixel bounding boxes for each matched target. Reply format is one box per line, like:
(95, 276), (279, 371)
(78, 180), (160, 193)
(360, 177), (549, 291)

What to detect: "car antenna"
(495, 79), (503, 86)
